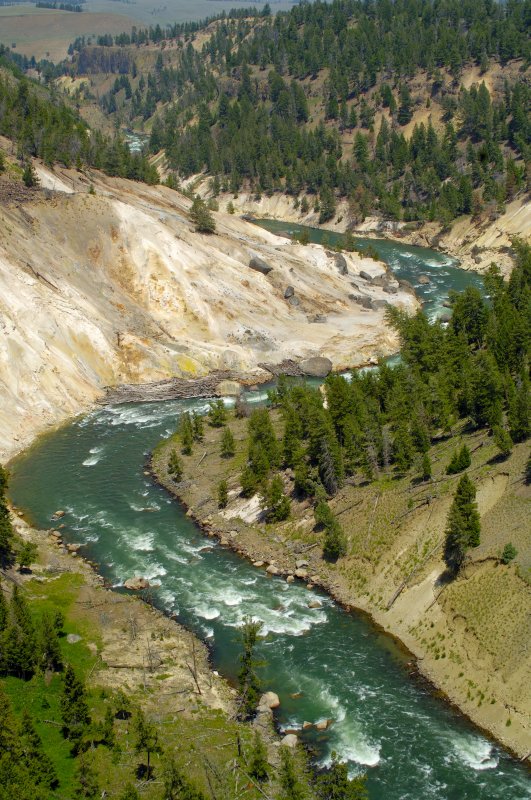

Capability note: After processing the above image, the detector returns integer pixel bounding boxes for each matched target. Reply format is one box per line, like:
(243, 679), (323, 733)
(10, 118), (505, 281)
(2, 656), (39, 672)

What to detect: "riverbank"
(150, 412), (531, 764)
(211, 190), (530, 278)
(5, 510), (313, 796)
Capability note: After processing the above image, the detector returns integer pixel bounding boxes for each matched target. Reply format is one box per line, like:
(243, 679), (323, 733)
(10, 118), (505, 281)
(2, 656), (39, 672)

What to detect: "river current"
(9, 228), (530, 799)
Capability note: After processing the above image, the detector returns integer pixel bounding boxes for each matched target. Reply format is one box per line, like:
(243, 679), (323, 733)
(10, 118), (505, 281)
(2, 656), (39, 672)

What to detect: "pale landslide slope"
(0, 166), (417, 461)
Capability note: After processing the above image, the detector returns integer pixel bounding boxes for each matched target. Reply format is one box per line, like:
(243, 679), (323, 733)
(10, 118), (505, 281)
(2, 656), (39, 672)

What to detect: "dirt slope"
(0, 162), (416, 462)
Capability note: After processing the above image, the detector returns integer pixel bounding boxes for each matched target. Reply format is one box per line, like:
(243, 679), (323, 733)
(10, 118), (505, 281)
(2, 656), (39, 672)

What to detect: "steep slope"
(0, 159), (416, 461)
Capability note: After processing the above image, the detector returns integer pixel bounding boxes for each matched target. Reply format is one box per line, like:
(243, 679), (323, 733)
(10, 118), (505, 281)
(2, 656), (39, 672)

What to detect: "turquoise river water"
(9, 229), (530, 799)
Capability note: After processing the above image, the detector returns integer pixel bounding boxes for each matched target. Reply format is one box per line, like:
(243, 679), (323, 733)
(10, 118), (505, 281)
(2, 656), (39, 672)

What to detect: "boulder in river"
(284, 285), (295, 298)
(259, 691), (280, 710)
(266, 564), (279, 575)
(418, 274), (431, 285)
(300, 356), (333, 378)
(307, 599), (322, 609)
(124, 577), (150, 591)
(52, 510), (65, 519)
(280, 734), (298, 748)
(315, 719), (332, 731)
(249, 256), (273, 275)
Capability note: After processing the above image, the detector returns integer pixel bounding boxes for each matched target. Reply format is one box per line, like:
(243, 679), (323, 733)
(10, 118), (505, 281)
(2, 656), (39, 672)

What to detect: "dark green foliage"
(0, 465), (14, 569)
(217, 479), (228, 509)
(180, 412), (194, 455)
(22, 162), (38, 188)
(192, 411), (204, 441)
(74, 753), (100, 798)
(18, 710), (58, 791)
(315, 758), (368, 799)
(168, 449), (184, 481)
(492, 426), (513, 458)
(237, 618), (262, 720)
(248, 731), (269, 783)
(1, 586), (37, 678)
(261, 476), (290, 522)
(446, 445), (471, 475)
(500, 542), (517, 564)
(444, 473), (481, 575)
(189, 196), (216, 233)
(221, 427), (236, 458)
(0, 688), (49, 800)
(134, 708), (162, 779)
(17, 541), (37, 570)
(38, 611), (63, 672)
(99, 706), (116, 748)
(208, 399), (227, 427)
(420, 453), (432, 482)
(126, 1), (531, 226)
(323, 522), (347, 562)
(60, 665), (91, 751)
(0, 75), (158, 182)
(279, 747), (306, 800)
(240, 409), (280, 496)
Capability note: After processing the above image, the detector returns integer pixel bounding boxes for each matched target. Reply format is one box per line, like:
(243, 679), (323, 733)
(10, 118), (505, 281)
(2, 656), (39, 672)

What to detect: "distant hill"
(58, 0), (530, 226)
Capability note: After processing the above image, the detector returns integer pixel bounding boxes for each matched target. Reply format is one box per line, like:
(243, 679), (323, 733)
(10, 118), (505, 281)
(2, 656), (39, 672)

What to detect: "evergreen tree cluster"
(84, 0), (528, 223)
(0, 72), (158, 182)
(0, 584), (63, 679)
(239, 244), (529, 547)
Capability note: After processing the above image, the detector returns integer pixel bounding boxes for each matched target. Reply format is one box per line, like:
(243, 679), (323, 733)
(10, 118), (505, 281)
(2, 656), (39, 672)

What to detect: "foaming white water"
(450, 735), (498, 771)
(195, 606), (221, 620)
(131, 532), (155, 552)
(82, 454), (102, 466)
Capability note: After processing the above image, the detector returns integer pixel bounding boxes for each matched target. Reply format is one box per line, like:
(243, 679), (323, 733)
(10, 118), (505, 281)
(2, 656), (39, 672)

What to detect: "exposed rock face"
(300, 356), (333, 377)
(124, 577), (150, 591)
(0, 162), (418, 462)
(249, 255), (273, 275)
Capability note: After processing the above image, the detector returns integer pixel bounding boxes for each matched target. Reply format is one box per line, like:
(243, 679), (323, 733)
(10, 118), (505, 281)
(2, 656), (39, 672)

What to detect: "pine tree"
(192, 411), (204, 441)
(39, 611), (63, 672)
(492, 426), (512, 458)
(420, 453), (432, 482)
(17, 541), (38, 571)
(208, 399), (227, 427)
(261, 476), (290, 522)
(134, 708), (162, 779)
(237, 618), (262, 720)
(19, 710), (59, 790)
(60, 665), (91, 751)
(248, 731), (269, 783)
(279, 747), (306, 800)
(444, 473), (481, 575)
(168, 449), (183, 481)
(22, 162), (39, 188)
(446, 444), (471, 474)
(189, 196), (216, 233)
(180, 412), (194, 455)
(74, 753), (99, 798)
(217, 480), (228, 509)
(315, 758), (368, 799)
(323, 519), (347, 561)
(220, 427), (235, 458)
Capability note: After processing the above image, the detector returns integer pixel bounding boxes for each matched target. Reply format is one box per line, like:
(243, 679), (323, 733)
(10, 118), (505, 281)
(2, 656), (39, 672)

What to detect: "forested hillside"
(60, 0), (530, 225)
(0, 48), (158, 182)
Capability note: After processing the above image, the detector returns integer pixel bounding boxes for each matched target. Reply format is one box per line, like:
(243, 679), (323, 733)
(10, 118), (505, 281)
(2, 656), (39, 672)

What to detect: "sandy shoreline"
(149, 435), (531, 766)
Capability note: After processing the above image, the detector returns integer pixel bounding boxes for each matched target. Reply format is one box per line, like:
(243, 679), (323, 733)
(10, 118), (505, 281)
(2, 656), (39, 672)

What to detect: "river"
(8, 232), (530, 799)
